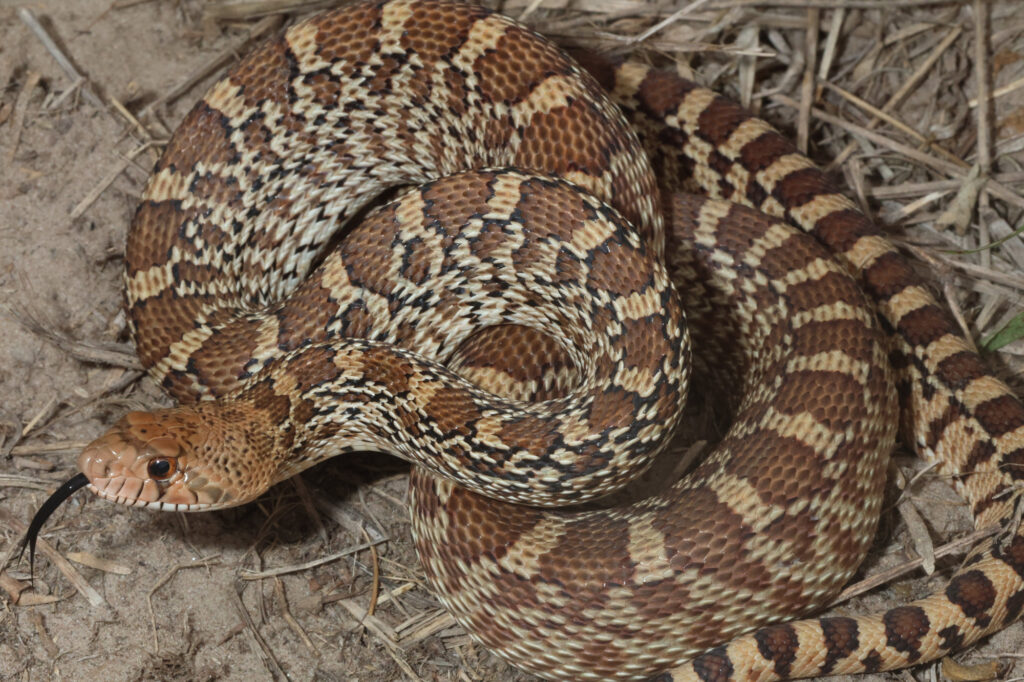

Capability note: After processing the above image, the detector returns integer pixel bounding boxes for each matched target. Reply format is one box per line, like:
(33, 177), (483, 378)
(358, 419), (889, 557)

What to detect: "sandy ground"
(1, 1), (1022, 681)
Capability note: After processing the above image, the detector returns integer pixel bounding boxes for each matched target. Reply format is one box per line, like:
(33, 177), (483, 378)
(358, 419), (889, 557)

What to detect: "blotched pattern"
(72, 2), (1024, 681)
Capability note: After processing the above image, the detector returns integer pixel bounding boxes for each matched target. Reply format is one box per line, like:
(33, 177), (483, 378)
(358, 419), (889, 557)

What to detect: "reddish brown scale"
(303, 71), (342, 108)
(124, 201), (192, 273)
(311, 3), (383, 70)
(230, 38), (291, 109)
(637, 68), (699, 119)
(753, 625), (800, 677)
(586, 239), (654, 296)
(290, 395), (317, 428)
(479, 110), (516, 154)
(336, 216), (401, 297)
(808, 208), (875, 253)
(696, 97), (752, 148)
(128, 290), (207, 383)
(883, 606), (931, 661)
(522, 101), (614, 175)
(450, 325), (578, 402)
(244, 380), (292, 427)
(514, 175), (589, 233)
(619, 316), (675, 375)
(286, 345), (341, 392)
(466, 219), (519, 263)
(587, 388), (640, 433)
(495, 414), (558, 454)
(421, 387), (484, 438)
(357, 345), (415, 394)
(723, 431), (829, 506)
(398, 239), (436, 286)
(973, 396), (1024, 438)
(934, 351), (987, 390)
(188, 317), (264, 399)
(523, 99), (653, 235)
(474, 25), (569, 104)
(739, 131), (794, 173)
(146, 102), (236, 180)
(777, 370), (871, 425)
(273, 279), (341, 351)
(441, 67), (470, 117)
(421, 171), (495, 225)
(402, 1), (487, 62)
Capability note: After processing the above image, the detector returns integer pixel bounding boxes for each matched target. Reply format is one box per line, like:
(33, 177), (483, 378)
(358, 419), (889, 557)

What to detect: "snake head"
(22, 405), (275, 575)
(77, 408), (250, 512)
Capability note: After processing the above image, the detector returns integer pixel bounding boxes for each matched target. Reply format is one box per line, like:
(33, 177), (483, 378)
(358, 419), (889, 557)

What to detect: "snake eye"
(147, 458), (176, 480)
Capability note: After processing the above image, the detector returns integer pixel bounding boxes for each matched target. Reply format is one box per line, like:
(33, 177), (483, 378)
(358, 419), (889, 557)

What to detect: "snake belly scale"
(31, 1), (1024, 680)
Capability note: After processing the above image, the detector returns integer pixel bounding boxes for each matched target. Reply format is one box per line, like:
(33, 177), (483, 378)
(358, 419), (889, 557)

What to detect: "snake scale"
(23, 1), (1024, 680)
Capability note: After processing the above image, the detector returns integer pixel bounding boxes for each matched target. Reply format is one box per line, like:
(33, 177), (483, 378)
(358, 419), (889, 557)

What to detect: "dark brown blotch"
(812, 208), (877, 253)
(696, 95), (752, 148)
(637, 69), (698, 119)
(945, 569), (996, 624)
(753, 623), (799, 678)
(243, 379), (292, 427)
(972, 394), (1024, 439)
(739, 131), (794, 173)
(896, 304), (956, 348)
(882, 605), (930, 661)
(862, 250), (917, 300)
(275, 278), (339, 351)
(690, 647), (734, 682)
(359, 345), (414, 398)
(820, 616), (859, 674)
(772, 167), (836, 212)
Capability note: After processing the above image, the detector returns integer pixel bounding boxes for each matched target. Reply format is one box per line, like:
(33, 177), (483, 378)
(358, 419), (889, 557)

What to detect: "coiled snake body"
(29, 1), (1024, 680)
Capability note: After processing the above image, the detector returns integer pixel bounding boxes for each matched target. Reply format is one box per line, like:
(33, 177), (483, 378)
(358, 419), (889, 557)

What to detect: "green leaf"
(982, 312), (1024, 352)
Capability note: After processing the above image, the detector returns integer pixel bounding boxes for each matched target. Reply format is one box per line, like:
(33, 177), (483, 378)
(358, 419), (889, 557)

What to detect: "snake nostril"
(147, 458), (176, 480)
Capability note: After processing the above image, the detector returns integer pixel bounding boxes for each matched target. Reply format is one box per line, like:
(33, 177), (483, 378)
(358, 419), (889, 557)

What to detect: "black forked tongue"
(20, 473), (90, 579)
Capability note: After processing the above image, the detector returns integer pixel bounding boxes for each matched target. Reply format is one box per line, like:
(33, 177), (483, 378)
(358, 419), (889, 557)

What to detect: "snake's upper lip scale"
(19, 472), (90, 579)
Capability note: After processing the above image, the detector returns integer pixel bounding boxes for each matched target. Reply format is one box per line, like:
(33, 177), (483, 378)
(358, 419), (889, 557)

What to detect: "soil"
(0, 1), (1022, 681)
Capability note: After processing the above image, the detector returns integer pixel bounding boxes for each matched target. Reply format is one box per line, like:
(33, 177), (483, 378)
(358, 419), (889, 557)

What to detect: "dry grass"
(1, 0), (1022, 680)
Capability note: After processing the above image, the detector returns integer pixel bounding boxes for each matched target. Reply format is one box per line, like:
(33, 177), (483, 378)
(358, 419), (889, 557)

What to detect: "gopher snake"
(23, 1), (1024, 680)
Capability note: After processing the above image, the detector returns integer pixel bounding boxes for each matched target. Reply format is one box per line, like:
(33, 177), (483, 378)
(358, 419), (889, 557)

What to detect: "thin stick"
(17, 8), (104, 110)
(361, 525), (380, 617)
(6, 71), (42, 162)
(274, 577), (318, 654)
(238, 540), (384, 579)
(624, 0), (712, 47)
(772, 93), (1024, 212)
(968, 73), (1024, 108)
(796, 8), (819, 154)
(828, 26), (961, 171)
(709, 0), (972, 7)
(828, 525), (999, 606)
(972, 0), (993, 268)
(230, 581), (288, 679)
